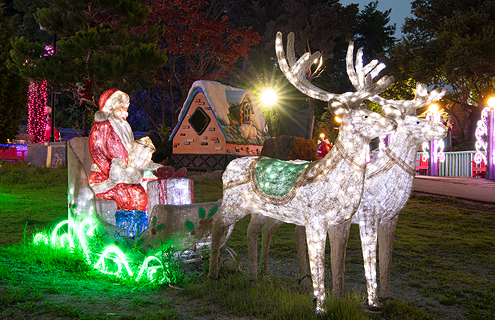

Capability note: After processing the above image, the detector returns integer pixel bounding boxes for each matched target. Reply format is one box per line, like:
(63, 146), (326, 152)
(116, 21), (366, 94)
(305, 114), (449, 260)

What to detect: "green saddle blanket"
(255, 158), (311, 197)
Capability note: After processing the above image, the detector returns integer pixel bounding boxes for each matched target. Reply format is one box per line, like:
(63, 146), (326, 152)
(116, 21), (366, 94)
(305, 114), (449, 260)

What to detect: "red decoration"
(44, 121), (61, 142)
(152, 166), (187, 179)
(77, 79), (93, 106)
(27, 80), (48, 143)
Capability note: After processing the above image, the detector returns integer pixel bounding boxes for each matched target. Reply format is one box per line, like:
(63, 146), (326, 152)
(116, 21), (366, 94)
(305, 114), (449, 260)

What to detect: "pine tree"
(7, 0), (167, 135)
(354, 0), (396, 63)
(0, 3), (28, 144)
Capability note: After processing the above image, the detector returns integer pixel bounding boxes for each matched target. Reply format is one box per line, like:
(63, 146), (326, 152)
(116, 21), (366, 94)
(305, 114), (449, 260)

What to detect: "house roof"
(171, 81), (271, 145)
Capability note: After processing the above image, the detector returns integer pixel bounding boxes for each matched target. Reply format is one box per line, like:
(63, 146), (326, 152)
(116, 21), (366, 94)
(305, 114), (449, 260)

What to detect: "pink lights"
(27, 80), (48, 143)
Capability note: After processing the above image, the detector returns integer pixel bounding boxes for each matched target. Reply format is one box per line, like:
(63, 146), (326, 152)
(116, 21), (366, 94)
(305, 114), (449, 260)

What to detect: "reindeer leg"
(378, 215), (399, 299)
(259, 218), (283, 276)
(247, 214), (269, 278)
(209, 206), (234, 280)
(294, 225), (309, 285)
(358, 206), (381, 308)
(328, 220), (351, 299)
(306, 225), (328, 314)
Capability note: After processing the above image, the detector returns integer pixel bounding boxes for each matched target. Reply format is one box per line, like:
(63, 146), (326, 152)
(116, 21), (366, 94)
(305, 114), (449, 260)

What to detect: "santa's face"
(113, 102), (129, 120)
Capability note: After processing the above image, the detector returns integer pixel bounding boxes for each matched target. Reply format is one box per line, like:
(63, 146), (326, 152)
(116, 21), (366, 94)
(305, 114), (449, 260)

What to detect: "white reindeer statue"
(249, 83), (448, 310)
(346, 84), (447, 308)
(208, 31), (397, 313)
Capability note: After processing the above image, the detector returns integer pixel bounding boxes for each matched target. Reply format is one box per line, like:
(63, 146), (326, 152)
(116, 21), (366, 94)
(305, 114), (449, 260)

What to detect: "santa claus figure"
(88, 89), (160, 213)
(77, 79), (93, 106)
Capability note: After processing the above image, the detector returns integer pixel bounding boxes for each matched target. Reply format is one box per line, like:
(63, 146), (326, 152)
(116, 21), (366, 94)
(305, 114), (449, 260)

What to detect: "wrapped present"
(147, 166), (194, 211)
(115, 209), (148, 238)
(157, 178), (194, 205)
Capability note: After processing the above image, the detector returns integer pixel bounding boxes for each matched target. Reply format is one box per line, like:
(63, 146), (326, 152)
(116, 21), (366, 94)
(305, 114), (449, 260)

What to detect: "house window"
(242, 100), (253, 124)
(188, 107), (211, 135)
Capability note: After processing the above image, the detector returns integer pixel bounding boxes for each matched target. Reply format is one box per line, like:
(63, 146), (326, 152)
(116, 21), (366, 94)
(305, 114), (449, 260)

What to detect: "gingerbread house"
(171, 80), (271, 169)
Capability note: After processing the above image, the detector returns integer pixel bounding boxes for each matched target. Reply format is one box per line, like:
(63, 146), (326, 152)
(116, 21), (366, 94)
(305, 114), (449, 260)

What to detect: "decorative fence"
(417, 151), (477, 177)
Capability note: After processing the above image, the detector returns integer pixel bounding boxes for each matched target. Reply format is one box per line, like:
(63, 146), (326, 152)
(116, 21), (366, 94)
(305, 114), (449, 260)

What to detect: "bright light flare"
(488, 97), (495, 109)
(428, 103), (439, 113)
(261, 89), (278, 106)
(335, 116), (343, 123)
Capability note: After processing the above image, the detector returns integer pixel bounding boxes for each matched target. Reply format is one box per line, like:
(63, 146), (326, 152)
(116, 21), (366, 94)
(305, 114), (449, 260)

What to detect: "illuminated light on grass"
(51, 220), (75, 250)
(94, 245), (134, 278)
(136, 256), (167, 283)
(32, 217), (176, 284)
(33, 233), (49, 245)
(75, 218), (98, 264)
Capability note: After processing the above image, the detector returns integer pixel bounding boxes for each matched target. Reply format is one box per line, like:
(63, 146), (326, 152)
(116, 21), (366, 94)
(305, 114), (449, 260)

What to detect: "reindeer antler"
(346, 42), (394, 98)
(276, 32), (394, 104)
(371, 83), (447, 118)
(276, 32), (331, 101)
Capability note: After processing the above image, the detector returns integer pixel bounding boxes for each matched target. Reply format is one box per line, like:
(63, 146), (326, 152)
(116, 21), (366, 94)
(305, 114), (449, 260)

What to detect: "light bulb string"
(367, 148), (416, 179)
(332, 140), (367, 172)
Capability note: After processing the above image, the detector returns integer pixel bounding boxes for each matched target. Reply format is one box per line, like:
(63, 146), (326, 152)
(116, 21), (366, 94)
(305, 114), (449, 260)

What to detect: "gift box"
(159, 178), (194, 205)
(147, 178), (194, 211)
(147, 166), (193, 212)
(115, 209), (148, 238)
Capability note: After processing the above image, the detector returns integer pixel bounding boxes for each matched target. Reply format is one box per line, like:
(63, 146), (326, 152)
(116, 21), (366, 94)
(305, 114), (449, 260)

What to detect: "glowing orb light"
(261, 89), (278, 106)
(487, 97), (495, 109)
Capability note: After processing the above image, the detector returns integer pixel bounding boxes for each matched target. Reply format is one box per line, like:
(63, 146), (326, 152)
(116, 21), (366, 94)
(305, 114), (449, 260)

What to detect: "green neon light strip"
(33, 217), (170, 283)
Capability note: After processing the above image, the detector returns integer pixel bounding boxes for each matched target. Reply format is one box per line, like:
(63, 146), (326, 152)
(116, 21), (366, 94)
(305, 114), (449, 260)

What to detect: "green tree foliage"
(395, 0), (495, 149)
(0, 3), (28, 143)
(9, 0), (52, 43)
(8, 0), (167, 135)
(354, 0), (396, 63)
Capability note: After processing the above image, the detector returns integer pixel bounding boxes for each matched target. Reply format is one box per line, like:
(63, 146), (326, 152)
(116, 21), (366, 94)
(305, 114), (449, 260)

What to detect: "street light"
(261, 88), (278, 135)
(488, 97), (495, 109)
(261, 89), (277, 106)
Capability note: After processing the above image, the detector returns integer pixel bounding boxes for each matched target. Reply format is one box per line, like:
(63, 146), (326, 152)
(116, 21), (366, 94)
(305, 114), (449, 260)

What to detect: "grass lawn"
(0, 162), (494, 319)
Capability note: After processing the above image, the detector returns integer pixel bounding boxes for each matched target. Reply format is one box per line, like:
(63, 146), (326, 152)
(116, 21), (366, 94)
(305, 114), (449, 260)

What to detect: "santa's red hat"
(95, 89), (129, 122)
(99, 89), (121, 111)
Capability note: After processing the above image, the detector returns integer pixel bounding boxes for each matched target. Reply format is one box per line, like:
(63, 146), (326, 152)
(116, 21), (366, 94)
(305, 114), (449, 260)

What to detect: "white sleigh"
(67, 137), (231, 253)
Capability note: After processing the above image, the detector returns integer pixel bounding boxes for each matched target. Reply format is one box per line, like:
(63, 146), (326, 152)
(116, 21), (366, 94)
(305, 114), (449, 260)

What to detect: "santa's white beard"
(108, 115), (134, 153)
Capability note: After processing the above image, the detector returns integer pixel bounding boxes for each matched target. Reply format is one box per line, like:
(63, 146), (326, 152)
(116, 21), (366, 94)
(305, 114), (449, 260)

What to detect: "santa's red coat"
(88, 120), (147, 211)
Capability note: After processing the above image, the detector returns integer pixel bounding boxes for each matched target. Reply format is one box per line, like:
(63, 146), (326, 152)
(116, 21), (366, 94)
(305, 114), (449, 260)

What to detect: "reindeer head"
(275, 32), (397, 141)
(331, 100), (397, 142)
(378, 83), (448, 144)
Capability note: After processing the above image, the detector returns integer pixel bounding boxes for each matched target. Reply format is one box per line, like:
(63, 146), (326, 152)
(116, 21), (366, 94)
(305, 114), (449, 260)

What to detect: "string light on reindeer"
(252, 82), (448, 311)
